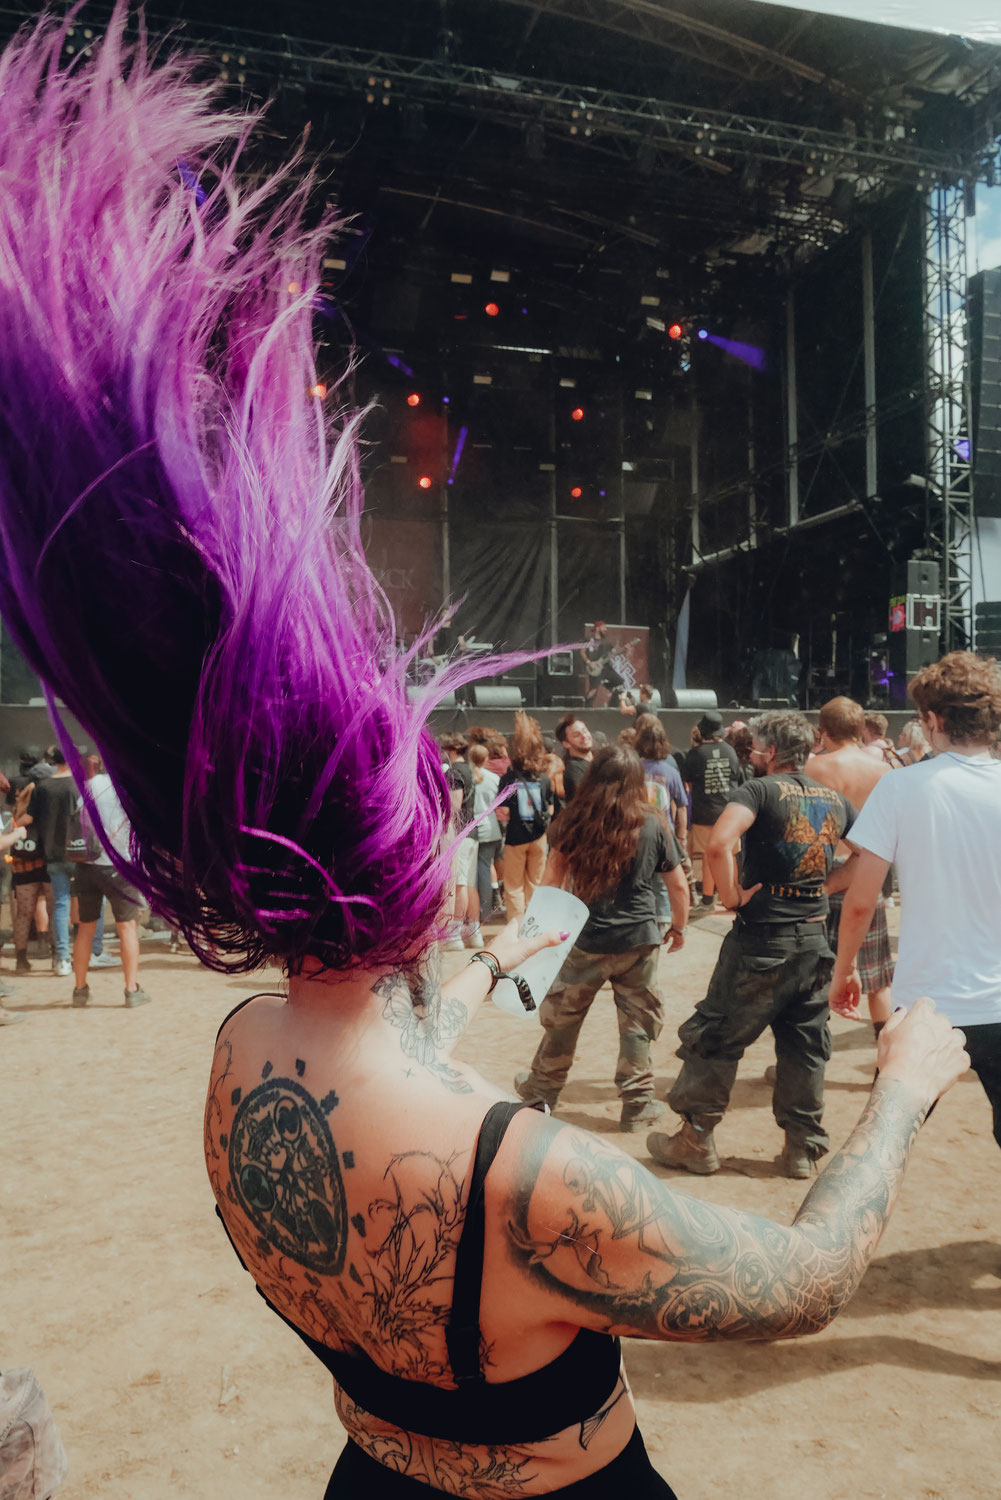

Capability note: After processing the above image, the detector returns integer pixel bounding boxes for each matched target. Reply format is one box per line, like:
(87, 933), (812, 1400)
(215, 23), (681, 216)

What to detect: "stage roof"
(2, 1), (999, 329)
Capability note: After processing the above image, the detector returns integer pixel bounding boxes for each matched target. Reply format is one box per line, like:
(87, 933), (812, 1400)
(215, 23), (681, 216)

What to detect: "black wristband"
(467, 951), (502, 991)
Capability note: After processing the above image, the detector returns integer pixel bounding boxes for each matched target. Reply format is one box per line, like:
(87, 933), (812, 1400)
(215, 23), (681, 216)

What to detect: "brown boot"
(779, 1136), (818, 1179)
(647, 1120), (719, 1175)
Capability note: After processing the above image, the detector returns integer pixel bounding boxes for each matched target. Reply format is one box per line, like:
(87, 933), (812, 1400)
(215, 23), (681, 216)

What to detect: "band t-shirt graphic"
(729, 774), (856, 923)
(681, 741), (741, 824)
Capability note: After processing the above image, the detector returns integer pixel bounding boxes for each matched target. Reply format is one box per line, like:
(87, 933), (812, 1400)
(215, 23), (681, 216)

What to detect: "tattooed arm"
(506, 1001), (968, 1343)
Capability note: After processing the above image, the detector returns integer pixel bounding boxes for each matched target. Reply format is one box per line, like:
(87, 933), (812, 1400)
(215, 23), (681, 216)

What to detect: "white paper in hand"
(491, 887), (589, 1020)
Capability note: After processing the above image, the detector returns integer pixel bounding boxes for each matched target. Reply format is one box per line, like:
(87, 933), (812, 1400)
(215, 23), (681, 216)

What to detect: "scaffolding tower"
(923, 184), (975, 651)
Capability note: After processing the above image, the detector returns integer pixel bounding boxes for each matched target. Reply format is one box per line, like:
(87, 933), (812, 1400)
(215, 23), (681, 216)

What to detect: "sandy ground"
(2, 911), (999, 1500)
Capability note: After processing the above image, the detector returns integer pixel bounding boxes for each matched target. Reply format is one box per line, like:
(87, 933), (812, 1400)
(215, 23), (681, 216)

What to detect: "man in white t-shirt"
(70, 770), (152, 1009)
(830, 652), (1001, 1150)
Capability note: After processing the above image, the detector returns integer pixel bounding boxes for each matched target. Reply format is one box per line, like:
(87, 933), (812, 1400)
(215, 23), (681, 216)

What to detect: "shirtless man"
(806, 696), (893, 1030)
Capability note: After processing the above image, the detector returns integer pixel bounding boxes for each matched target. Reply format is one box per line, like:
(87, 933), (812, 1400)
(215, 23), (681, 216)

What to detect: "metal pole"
(689, 399), (700, 564)
(862, 230), (877, 499)
(747, 380), (757, 547)
(785, 288), (799, 526)
(618, 397), (627, 621)
(549, 381), (559, 647)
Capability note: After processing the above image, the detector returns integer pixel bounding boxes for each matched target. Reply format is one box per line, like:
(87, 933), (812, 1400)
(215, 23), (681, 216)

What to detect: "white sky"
(975, 186), (1001, 274)
(751, 0), (1000, 43)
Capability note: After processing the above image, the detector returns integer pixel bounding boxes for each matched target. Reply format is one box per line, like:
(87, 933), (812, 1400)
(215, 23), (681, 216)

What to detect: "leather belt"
(764, 883), (821, 900)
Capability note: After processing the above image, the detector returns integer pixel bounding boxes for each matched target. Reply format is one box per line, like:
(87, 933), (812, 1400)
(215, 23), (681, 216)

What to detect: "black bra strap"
(445, 1100), (536, 1385)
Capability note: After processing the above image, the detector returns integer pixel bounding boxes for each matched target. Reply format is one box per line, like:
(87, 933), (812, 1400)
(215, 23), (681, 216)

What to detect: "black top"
(28, 775), (77, 864)
(680, 741), (741, 825)
(215, 1071), (621, 1446)
(578, 814), (681, 954)
(562, 755), (591, 802)
(498, 769), (552, 845)
(444, 758), (475, 831)
(729, 772), (856, 924)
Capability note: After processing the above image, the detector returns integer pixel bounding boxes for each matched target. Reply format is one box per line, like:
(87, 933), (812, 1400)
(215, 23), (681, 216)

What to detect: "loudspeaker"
(547, 651), (575, 676)
(470, 685), (524, 709)
(407, 688), (457, 708)
(899, 558), (940, 595)
(975, 600), (1001, 655)
(668, 688), (718, 710)
(969, 269), (1001, 517)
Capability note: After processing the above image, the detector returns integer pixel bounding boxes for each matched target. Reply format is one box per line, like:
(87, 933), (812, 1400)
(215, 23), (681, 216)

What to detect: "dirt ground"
(3, 910), (999, 1500)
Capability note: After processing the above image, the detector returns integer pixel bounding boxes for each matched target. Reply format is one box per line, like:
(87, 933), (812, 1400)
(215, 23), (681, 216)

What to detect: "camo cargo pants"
(521, 942), (663, 1106)
(668, 918), (834, 1159)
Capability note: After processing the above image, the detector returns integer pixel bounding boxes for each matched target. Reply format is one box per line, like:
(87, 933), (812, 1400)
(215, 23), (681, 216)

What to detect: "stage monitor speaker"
(969, 269), (1001, 517)
(470, 685), (523, 709)
(547, 651), (575, 676)
(407, 688), (457, 708)
(668, 688), (718, 710)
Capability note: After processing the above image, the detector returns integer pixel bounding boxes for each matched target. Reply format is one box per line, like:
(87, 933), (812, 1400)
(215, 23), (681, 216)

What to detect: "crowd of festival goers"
(439, 650), (1001, 1171)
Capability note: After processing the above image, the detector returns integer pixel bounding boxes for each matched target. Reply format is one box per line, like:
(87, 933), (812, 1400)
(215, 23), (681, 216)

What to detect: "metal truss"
(923, 184), (975, 651)
(493, 0), (856, 99)
(43, 6), (974, 188)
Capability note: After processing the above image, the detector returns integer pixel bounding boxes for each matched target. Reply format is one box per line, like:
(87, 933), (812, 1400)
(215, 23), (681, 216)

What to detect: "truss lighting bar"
(31, 5), (982, 187)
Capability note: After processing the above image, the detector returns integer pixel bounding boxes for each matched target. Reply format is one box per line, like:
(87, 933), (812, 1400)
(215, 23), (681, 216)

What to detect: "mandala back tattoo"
(229, 1075), (348, 1274)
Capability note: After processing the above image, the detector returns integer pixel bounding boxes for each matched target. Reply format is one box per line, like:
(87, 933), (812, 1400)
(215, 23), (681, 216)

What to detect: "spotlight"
(484, 302), (500, 317)
(697, 329), (708, 340)
(668, 323), (683, 340)
(418, 475), (433, 490)
(571, 407), (584, 422)
(571, 485), (582, 498)
(407, 392), (421, 407)
(309, 383), (327, 399)
(287, 281), (302, 295)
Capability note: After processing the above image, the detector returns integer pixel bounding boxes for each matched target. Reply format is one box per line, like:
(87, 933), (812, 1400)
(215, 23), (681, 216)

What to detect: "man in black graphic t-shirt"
(679, 711), (740, 909)
(650, 710), (854, 1181)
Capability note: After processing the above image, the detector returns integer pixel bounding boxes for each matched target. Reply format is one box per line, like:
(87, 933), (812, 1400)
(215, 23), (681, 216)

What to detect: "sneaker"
(462, 924), (484, 950)
(72, 985), (90, 1008)
(0, 978), (19, 1001)
(89, 952), (120, 969)
(0, 1006), (25, 1025)
(619, 1097), (666, 1133)
(440, 935), (466, 953)
(647, 1121), (720, 1175)
(779, 1138), (817, 1180)
(14, 951), (31, 974)
(167, 937), (181, 953)
(53, 958), (72, 978)
(124, 986), (152, 1008)
(701, 893), (716, 907)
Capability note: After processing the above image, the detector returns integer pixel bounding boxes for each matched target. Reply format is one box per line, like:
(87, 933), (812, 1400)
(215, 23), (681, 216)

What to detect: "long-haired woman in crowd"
(498, 711), (553, 918)
(0, 14), (970, 1497)
(515, 745), (690, 1129)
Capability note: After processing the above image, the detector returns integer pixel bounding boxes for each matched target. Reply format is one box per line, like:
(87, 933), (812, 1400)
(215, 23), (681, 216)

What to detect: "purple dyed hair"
(0, 8), (526, 973)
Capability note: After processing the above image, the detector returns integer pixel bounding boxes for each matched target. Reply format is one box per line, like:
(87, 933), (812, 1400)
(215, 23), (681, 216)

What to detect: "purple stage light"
(385, 354), (415, 378)
(954, 438), (971, 462)
(449, 424), (468, 480)
(697, 328), (708, 340)
(706, 334), (768, 371)
(175, 159), (206, 204)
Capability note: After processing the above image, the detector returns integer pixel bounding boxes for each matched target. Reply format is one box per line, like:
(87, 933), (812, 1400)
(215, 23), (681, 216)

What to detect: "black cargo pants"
(667, 917), (835, 1159)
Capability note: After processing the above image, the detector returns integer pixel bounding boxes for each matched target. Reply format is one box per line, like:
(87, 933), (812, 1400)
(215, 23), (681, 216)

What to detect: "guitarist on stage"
(581, 620), (626, 705)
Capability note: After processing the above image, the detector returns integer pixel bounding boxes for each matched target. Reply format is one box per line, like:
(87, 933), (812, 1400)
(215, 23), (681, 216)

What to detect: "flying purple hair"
(0, 7), (522, 973)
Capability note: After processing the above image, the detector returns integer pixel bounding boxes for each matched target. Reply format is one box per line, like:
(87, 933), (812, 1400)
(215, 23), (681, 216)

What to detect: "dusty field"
(2, 912), (999, 1500)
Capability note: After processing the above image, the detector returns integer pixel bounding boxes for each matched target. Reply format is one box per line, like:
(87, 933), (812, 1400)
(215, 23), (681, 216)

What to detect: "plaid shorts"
(826, 890), (894, 992)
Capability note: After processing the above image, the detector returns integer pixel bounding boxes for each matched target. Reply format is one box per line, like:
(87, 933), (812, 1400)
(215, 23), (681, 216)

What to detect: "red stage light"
(309, 383), (327, 399)
(668, 323), (683, 340)
(484, 301), (500, 317)
(571, 485), (582, 498)
(571, 407), (584, 422)
(407, 392), (421, 407)
(418, 475), (433, 490)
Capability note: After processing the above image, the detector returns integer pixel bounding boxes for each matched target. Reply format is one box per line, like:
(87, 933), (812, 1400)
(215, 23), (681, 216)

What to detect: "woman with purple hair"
(0, 11), (971, 1497)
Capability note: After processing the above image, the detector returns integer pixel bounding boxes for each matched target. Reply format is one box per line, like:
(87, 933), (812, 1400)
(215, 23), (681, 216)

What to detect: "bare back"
(806, 742), (890, 854)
